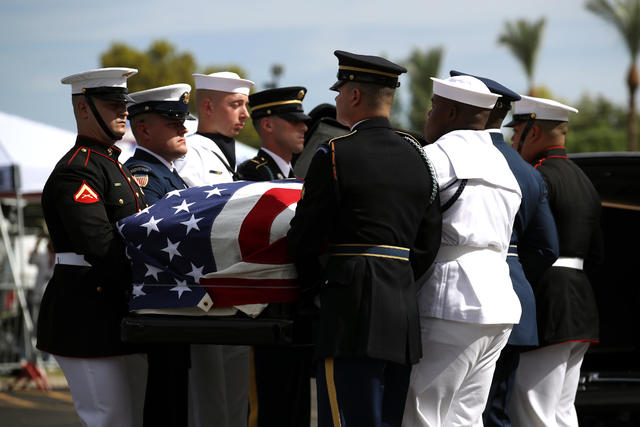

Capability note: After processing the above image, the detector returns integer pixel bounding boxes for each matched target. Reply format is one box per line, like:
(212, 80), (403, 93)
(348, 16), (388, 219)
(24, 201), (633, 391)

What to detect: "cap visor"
(159, 111), (196, 121)
(94, 92), (135, 102)
(329, 80), (345, 92)
(281, 112), (312, 122)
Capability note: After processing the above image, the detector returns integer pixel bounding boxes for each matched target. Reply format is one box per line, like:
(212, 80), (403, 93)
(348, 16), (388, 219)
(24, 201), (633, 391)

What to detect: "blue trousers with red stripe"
(316, 357), (410, 427)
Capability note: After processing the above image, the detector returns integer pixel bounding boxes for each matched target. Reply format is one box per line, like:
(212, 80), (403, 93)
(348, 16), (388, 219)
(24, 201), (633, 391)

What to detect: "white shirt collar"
(486, 128), (502, 134)
(261, 147), (291, 177)
(136, 146), (174, 171)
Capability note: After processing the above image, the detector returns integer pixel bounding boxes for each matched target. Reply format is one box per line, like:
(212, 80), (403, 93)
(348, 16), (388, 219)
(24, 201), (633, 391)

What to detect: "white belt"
(435, 245), (501, 263)
(55, 252), (92, 267)
(552, 257), (584, 270)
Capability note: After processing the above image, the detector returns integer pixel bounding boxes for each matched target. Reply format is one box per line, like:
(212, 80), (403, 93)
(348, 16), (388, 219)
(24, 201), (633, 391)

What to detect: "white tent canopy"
(0, 111), (76, 195)
(0, 111), (257, 196)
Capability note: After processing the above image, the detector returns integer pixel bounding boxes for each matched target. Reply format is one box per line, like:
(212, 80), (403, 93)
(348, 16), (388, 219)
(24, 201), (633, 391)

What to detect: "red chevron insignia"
(74, 181), (100, 204)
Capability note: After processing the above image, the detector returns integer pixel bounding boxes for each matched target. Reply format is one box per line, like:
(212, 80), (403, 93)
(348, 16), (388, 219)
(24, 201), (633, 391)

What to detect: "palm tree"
(406, 46), (444, 132)
(497, 18), (546, 95)
(586, 0), (640, 151)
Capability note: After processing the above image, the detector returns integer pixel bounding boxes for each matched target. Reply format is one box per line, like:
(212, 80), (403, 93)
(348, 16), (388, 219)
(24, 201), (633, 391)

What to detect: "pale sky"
(0, 0), (631, 132)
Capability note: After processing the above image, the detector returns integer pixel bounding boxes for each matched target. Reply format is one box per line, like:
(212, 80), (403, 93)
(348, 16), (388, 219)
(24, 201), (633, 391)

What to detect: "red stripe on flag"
(200, 278), (300, 307)
(238, 188), (301, 263)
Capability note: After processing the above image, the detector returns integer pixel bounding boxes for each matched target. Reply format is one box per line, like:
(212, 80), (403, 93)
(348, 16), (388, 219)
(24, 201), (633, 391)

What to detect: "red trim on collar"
(533, 153), (569, 169)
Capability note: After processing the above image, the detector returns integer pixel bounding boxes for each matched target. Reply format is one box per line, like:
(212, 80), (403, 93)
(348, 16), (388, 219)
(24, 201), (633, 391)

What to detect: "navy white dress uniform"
(403, 76), (522, 427)
(173, 71), (254, 427)
(237, 86), (313, 427)
(447, 71), (560, 427)
(175, 72), (254, 185)
(288, 50), (442, 427)
(37, 68), (148, 427)
(124, 83), (194, 427)
(125, 84), (193, 204)
(237, 86), (310, 181)
(507, 97), (603, 427)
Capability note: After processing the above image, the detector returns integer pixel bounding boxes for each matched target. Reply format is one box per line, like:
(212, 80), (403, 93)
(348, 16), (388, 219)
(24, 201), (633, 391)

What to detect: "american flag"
(117, 180), (303, 314)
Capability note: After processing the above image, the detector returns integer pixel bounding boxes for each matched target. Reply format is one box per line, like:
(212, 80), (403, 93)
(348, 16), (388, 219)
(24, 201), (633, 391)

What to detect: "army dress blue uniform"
(125, 147), (187, 205)
(238, 148), (295, 180)
(237, 86), (313, 427)
(288, 117), (442, 426)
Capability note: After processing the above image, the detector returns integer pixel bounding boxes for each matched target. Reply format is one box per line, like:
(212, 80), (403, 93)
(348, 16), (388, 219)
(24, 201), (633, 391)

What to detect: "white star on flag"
(187, 263), (205, 281)
(161, 238), (182, 261)
(170, 279), (192, 298)
(135, 207), (150, 217)
(205, 187), (224, 198)
(172, 199), (195, 215)
(141, 216), (163, 236)
(165, 189), (183, 199)
(144, 263), (163, 280)
(132, 284), (146, 298)
(180, 215), (203, 234)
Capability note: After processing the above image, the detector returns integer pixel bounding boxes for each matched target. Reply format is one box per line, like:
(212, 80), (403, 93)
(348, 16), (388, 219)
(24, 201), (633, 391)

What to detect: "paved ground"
(0, 369), (319, 427)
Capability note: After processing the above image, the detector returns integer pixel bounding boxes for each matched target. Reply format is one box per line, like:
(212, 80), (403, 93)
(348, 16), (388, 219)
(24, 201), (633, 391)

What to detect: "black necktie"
(172, 169), (188, 189)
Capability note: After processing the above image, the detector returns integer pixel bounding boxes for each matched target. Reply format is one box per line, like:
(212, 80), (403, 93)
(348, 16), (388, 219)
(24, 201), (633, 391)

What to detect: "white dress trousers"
(510, 341), (589, 427)
(403, 318), (512, 427)
(55, 353), (147, 427)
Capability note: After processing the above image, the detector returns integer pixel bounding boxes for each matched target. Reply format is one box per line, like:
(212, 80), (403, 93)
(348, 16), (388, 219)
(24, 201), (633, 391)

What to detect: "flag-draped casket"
(117, 180), (303, 317)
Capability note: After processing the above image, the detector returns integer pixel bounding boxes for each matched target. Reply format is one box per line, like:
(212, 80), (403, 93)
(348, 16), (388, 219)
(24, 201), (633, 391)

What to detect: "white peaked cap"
(431, 75), (500, 109)
(61, 67), (138, 94)
(513, 95), (579, 122)
(193, 71), (255, 95)
(129, 83), (192, 103)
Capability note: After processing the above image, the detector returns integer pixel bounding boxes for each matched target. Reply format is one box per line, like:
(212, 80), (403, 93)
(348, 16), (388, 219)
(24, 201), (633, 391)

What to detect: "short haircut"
(350, 81), (395, 110)
(536, 120), (568, 136)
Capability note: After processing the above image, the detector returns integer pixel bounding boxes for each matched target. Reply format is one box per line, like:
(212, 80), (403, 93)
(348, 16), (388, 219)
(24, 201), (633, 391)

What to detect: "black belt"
(330, 244), (410, 261)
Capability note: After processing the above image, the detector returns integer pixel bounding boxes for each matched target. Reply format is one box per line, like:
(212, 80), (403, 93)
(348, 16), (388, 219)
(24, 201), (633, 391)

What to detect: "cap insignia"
(181, 92), (190, 104)
(297, 90), (305, 99)
(121, 71), (136, 77)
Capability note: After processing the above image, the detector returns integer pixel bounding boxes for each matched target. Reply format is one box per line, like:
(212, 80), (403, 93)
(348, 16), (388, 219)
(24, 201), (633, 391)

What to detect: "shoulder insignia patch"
(127, 165), (151, 174)
(133, 174), (149, 187)
(74, 181), (100, 204)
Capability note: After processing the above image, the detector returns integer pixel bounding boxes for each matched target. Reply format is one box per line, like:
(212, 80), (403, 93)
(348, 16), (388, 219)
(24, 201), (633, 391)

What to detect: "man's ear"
(447, 104), (457, 122)
(76, 98), (91, 120)
(528, 123), (541, 143)
(350, 87), (361, 108)
(262, 117), (274, 134)
(201, 97), (214, 118)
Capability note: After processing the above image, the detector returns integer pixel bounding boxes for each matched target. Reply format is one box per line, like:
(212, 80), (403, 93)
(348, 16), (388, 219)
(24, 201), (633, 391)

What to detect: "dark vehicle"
(571, 152), (640, 425)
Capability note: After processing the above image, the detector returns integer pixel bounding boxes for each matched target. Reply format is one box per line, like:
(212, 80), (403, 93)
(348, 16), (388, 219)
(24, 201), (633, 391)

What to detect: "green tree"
(497, 17), (546, 95)
(101, 40), (197, 93)
(586, 0), (640, 151)
(567, 94), (627, 153)
(405, 46), (444, 132)
(100, 40), (261, 148)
